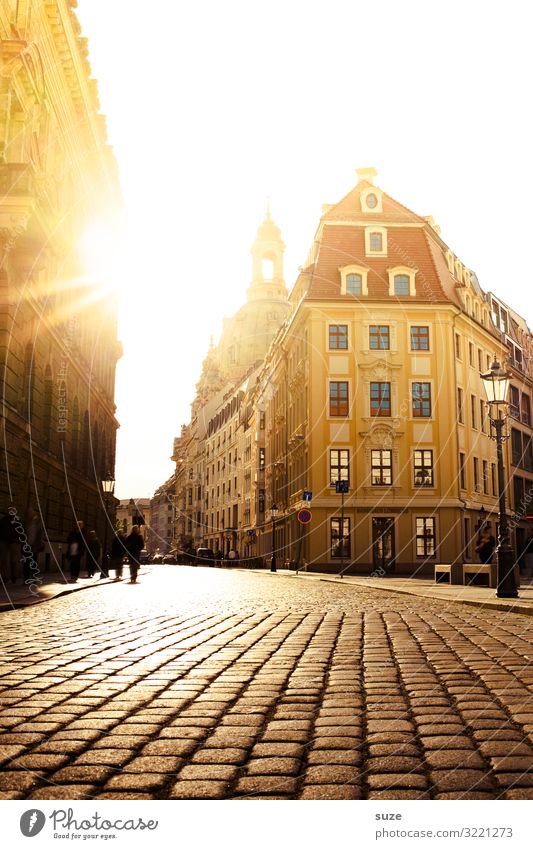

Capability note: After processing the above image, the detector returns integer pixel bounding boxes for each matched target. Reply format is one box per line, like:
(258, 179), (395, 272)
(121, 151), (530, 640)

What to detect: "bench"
(434, 563), (462, 584)
(462, 562), (495, 588)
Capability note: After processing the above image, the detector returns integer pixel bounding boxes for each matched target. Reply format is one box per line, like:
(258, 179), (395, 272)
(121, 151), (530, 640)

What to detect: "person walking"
(475, 524), (496, 564)
(125, 524), (144, 584)
(86, 530), (102, 578)
(110, 530), (127, 580)
(66, 520), (86, 582)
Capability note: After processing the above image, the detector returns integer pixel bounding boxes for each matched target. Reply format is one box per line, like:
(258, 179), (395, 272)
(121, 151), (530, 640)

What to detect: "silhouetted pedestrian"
(86, 530), (102, 578)
(125, 525), (144, 583)
(110, 531), (126, 580)
(66, 520), (86, 582)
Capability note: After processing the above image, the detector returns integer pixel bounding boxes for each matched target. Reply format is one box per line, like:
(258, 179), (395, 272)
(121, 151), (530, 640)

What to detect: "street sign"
(297, 508), (312, 525)
(302, 490), (312, 502)
(335, 480), (349, 494)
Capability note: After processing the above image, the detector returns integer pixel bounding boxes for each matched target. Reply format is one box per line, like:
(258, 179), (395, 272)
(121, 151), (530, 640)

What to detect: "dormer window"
(388, 265), (417, 297)
(340, 264), (369, 296)
(347, 274), (362, 295)
(365, 226), (387, 256)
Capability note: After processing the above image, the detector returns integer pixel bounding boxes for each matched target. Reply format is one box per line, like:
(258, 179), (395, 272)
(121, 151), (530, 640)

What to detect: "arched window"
(346, 274), (362, 295)
(394, 275), (410, 296)
(261, 257), (275, 280)
(42, 365), (53, 451)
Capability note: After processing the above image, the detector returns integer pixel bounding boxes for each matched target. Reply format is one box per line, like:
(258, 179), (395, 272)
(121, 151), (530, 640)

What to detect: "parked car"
(139, 549), (150, 564)
(196, 547), (214, 565)
(162, 553), (177, 564)
(151, 552), (164, 564)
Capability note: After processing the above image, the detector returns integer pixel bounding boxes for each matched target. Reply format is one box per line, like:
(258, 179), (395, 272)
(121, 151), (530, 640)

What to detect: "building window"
(471, 394), (477, 429)
(370, 382), (391, 417)
(521, 393), (531, 426)
(457, 387), (464, 423)
(341, 266), (369, 296)
(369, 232), (383, 252)
(329, 324), (348, 350)
(259, 447), (265, 469)
(455, 333), (461, 359)
(329, 381), (349, 417)
(258, 489), (265, 514)
(480, 399), (487, 433)
(330, 449), (350, 485)
(491, 462), (496, 496)
(346, 273), (362, 295)
(473, 457), (479, 490)
(469, 342), (474, 367)
(411, 326), (429, 351)
(483, 459), (489, 495)
(414, 450), (434, 486)
(371, 449), (392, 485)
(331, 517), (350, 558)
(393, 275), (410, 296)
(416, 517), (436, 557)
(511, 428), (523, 466)
(369, 325), (390, 350)
(478, 348), (483, 372)
(412, 382), (431, 417)
(459, 452), (466, 490)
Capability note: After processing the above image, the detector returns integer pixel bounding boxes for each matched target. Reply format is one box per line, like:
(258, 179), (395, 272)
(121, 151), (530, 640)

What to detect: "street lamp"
(270, 503), (279, 572)
(480, 358), (517, 598)
(101, 476), (116, 579)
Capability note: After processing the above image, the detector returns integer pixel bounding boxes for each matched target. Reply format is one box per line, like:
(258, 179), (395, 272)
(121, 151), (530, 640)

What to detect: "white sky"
(76, 0), (533, 500)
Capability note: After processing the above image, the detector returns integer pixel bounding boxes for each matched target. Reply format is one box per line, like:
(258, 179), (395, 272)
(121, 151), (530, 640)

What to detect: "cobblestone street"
(1, 565), (533, 801)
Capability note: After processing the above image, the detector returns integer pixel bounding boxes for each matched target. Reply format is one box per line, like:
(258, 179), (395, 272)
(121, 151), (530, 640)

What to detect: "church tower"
(216, 210), (291, 380)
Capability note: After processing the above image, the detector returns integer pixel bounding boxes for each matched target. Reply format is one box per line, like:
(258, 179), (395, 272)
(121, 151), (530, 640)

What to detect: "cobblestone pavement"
(1, 565), (533, 801)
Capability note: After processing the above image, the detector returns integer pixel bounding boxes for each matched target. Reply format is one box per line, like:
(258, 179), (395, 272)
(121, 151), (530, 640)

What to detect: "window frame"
(415, 517), (437, 558)
(328, 324), (349, 351)
(330, 448), (350, 487)
(329, 380), (349, 417)
(371, 449), (393, 486)
(413, 449), (434, 487)
(330, 517), (351, 559)
(369, 324), (390, 350)
(410, 325), (430, 351)
(370, 381), (391, 417)
(412, 381), (432, 418)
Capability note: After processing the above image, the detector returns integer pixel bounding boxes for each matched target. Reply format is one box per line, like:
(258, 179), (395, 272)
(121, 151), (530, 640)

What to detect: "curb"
(0, 575), (116, 612)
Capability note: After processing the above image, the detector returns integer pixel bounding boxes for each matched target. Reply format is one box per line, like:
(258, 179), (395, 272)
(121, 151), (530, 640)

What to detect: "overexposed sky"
(76, 0), (533, 500)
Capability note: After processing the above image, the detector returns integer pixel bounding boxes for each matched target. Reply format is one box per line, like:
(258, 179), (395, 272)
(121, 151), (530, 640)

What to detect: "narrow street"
(0, 566), (533, 800)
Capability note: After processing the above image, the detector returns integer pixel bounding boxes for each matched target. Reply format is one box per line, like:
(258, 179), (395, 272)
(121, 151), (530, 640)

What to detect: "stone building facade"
(174, 169), (533, 575)
(0, 0), (121, 569)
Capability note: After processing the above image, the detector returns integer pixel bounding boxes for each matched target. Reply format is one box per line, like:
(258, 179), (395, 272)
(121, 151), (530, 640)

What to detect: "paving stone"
(0, 771), (44, 791)
(366, 756), (423, 774)
(169, 780), (229, 799)
(488, 756), (533, 772)
(141, 740), (197, 757)
(50, 765), (114, 784)
(104, 773), (170, 791)
(306, 750), (362, 766)
(424, 750), (486, 769)
(430, 769), (495, 792)
(122, 756), (183, 773)
(367, 773), (429, 790)
(234, 776), (298, 795)
(192, 748), (249, 765)
(299, 785), (361, 799)
(368, 790), (429, 800)
(246, 757), (301, 776)
(304, 765), (359, 784)
(9, 754), (69, 771)
(29, 785), (97, 800)
(177, 764), (238, 781)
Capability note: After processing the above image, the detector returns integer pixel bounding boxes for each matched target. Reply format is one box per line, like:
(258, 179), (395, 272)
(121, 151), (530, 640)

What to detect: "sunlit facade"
(0, 1), (121, 567)
(253, 171), (532, 574)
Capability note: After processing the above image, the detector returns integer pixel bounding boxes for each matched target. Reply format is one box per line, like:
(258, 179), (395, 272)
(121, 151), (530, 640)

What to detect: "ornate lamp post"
(101, 476), (116, 579)
(480, 358), (518, 598)
(270, 503), (279, 572)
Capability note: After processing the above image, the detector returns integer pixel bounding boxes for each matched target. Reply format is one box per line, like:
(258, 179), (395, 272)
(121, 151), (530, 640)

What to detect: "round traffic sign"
(298, 508), (312, 524)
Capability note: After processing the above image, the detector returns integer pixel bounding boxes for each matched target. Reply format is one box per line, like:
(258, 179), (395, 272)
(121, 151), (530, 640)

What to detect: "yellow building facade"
(255, 170), (529, 575)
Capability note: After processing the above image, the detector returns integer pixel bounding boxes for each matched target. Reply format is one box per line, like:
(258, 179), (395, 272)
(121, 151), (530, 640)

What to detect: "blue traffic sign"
(335, 480), (349, 494)
(302, 490), (313, 502)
